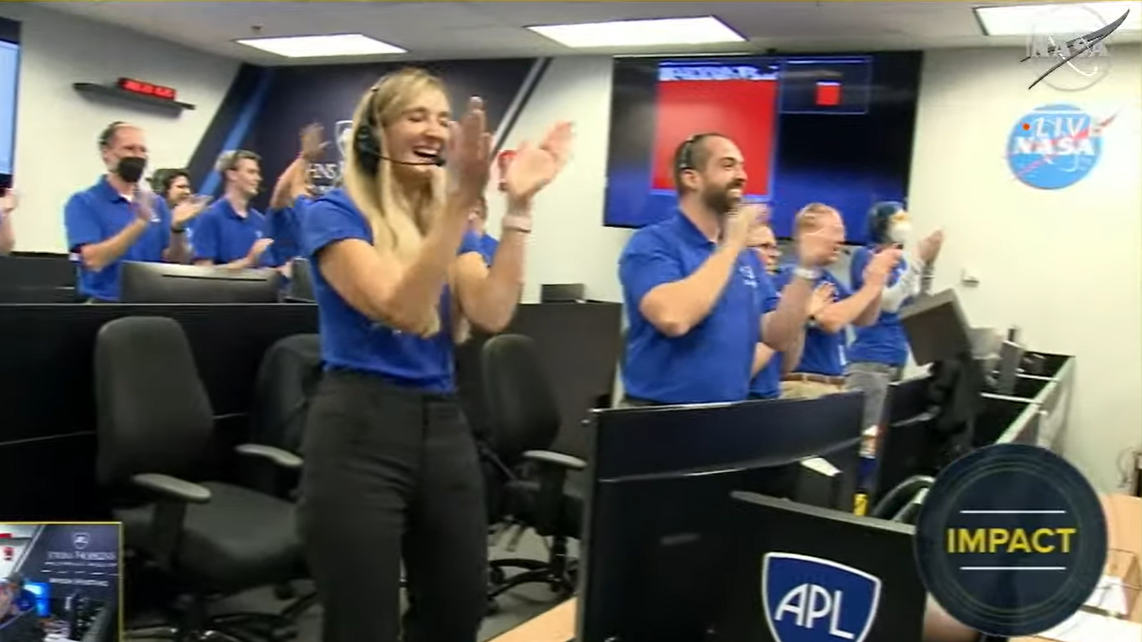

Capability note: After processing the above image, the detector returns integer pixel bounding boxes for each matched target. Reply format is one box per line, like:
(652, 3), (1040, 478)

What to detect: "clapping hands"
(502, 121), (574, 206)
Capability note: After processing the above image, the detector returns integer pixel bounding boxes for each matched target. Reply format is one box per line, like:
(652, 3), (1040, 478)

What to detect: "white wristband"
(792, 266), (820, 281)
(502, 214), (532, 234)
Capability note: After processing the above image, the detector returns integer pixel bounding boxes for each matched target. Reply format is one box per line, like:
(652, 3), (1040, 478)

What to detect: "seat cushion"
(117, 482), (301, 592)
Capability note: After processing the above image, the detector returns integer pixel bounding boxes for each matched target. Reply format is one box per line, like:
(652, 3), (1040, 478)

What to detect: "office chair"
(869, 475), (935, 525)
(94, 316), (311, 642)
(481, 334), (586, 606)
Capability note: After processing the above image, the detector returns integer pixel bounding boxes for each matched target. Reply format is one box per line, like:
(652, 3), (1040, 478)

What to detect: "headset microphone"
(381, 155), (446, 168)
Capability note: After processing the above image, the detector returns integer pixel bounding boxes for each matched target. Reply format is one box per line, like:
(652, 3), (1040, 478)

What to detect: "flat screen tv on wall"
(0, 16), (21, 190)
(602, 52), (923, 245)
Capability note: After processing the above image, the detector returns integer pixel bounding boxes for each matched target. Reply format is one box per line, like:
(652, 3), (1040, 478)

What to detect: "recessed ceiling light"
(235, 34), (406, 58)
(974, 2), (1141, 37)
(528, 16), (744, 49)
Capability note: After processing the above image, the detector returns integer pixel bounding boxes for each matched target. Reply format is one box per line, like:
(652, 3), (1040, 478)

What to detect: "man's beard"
(702, 182), (744, 215)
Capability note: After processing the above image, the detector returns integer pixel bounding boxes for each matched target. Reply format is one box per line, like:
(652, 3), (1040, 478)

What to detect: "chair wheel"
(274, 583), (297, 600)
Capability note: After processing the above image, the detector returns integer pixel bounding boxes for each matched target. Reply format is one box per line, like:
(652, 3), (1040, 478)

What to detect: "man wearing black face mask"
(64, 121), (207, 301)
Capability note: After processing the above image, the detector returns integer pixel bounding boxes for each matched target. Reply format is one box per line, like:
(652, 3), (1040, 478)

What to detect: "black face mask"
(115, 156), (147, 184)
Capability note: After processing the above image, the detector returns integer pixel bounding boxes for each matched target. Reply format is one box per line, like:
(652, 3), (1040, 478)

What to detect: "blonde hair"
(793, 202), (840, 237)
(343, 68), (462, 340)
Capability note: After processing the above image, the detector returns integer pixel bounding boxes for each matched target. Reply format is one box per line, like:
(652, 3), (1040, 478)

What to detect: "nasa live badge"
(914, 443), (1107, 637)
(762, 553), (881, 642)
(1007, 104), (1115, 191)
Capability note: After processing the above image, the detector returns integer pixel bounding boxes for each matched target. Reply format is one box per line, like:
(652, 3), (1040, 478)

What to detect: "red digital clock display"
(117, 78), (177, 101)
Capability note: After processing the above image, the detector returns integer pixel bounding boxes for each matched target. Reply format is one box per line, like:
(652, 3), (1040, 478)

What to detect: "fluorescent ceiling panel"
(528, 16), (744, 49)
(974, 2), (1142, 36)
(235, 34), (406, 58)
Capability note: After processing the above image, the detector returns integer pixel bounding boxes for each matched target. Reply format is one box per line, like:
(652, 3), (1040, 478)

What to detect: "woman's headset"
(353, 86), (445, 177)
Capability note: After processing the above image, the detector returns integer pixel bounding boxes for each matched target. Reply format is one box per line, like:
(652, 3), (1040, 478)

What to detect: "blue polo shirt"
(848, 246), (911, 367)
(64, 176), (173, 301)
(749, 272), (784, 399)
(191, 198), (267, 265)
(300, 188), (482, 393)
(772, 265), (852, 377)
(620, 211), (778, 405)
(265, 195), (308, 268)
(476, 234), (498, 265)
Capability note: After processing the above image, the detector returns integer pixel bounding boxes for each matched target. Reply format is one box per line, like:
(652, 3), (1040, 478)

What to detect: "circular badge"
(1007, 104), (1103, 190)
(913, 443), (1107, 637)
(1026, 3), (1113, 93)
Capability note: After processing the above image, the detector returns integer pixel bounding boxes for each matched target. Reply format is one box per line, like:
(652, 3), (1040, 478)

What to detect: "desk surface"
(491, 496), (1142, 642)
(488, 599), (575, 642)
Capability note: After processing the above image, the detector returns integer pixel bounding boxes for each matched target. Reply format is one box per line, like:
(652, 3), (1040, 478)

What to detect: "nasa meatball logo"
(334, 120), (354, 160)
(762, 553), (881, 642)
(1006, 104), (1115, 190)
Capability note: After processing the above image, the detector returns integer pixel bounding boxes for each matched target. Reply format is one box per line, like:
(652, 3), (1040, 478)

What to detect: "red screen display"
(816, 81), (842, 107)
(650, 78), (778, 195)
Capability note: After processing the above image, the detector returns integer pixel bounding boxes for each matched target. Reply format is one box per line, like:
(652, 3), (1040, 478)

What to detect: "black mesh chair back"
(94, 316), (214, 488)
(482, 334), (562, 463)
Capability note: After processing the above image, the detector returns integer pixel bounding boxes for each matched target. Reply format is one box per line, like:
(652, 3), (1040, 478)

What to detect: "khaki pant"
(780, 379), (845, 400)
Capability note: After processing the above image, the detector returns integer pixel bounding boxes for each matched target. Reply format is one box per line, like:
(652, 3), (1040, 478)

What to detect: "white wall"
(0, 3), (239, 252)
(910, 47), (1142, 491)
(509, 49), (1142, 492)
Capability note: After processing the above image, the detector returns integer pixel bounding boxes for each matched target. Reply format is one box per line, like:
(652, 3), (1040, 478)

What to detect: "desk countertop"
(488, 599), (576, 642)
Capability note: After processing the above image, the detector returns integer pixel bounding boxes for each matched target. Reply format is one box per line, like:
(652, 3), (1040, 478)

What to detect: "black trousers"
(297, 369), (488, 642)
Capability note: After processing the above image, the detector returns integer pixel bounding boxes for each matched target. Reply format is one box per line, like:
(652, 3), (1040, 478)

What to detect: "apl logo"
(72, 532), (90, 550)
(762, 553), (881, 642)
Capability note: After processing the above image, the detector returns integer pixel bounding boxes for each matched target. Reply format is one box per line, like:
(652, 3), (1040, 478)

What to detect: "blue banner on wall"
(1006, 103), (1110, 190)
(193, 58), (546, 210)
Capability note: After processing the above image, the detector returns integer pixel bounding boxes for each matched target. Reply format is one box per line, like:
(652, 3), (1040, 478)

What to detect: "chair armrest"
(130, 473), (211, 504)
(522, 450), (587, 471)
(235, 443), (303, 469)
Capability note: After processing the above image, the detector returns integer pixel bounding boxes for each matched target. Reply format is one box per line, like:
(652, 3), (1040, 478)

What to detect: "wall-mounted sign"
(1006, 103), (1114, 190)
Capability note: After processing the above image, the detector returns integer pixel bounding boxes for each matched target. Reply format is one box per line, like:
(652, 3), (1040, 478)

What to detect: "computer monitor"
(120, 262), (283, 304)
(540, 283), (586, 303)
(22, 580), (49, 617)
(715, 492), (926, 642)
(899, 288), (984, 465)
(576, 392), (865, 642)
(0, 255), (78, 303)
(994, 339), (1025, 396)
(873, 376), (935, 502)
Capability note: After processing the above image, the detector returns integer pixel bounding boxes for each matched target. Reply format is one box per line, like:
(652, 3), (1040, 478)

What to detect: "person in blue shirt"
(618, 133), (835, 406)
(64, 122), (206, 301)
(0, 573), (38, 622)
(467, 195), (499, 265)
(846, 201), (944, 428)
(152, 167), (192, 210)
(191, 149), (273, 268)
(296, 68), (573, 642)
(266, 124), (327, 271)
(772, 203), (901, 400)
